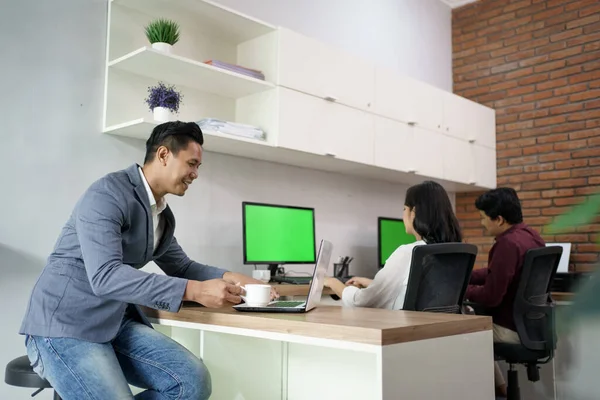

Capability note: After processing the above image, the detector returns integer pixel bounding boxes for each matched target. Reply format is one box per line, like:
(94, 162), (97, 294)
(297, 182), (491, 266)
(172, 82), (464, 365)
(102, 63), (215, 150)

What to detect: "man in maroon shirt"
(466, 187), (545, 397)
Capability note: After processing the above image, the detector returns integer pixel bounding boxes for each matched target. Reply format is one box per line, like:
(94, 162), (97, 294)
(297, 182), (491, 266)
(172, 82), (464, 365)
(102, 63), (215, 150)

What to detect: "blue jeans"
(25, 315), (211, 399)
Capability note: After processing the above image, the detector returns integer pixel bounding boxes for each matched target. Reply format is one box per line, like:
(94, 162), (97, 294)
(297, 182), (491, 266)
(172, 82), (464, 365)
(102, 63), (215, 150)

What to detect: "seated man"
(466, 187), (545, 397)
(19, 121), (272, 400)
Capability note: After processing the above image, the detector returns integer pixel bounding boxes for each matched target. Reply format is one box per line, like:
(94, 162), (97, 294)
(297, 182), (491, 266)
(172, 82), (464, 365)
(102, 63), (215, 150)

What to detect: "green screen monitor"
(378, 217), (417, 268)
(242, 202), (316, 277)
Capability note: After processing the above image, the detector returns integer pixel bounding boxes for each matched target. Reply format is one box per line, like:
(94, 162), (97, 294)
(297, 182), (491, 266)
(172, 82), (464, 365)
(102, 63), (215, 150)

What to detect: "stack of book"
(204, 60), (265, 80)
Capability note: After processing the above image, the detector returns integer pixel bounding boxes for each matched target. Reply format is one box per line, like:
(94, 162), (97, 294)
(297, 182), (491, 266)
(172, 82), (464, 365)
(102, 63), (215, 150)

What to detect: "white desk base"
(147, 317), (494, 400)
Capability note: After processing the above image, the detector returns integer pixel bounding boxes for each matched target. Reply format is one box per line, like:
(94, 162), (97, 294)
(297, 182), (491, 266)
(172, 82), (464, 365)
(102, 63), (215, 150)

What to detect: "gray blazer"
(19, 164), (227, 343)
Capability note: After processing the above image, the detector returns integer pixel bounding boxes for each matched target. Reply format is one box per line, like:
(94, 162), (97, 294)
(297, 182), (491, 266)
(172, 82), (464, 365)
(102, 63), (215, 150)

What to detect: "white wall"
(0, 0), (452, 398)
(214, 0), (453, 91)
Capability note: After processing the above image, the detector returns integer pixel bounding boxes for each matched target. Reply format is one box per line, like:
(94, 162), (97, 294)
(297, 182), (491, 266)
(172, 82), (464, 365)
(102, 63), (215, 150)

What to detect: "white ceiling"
(439, 0), (479, 8)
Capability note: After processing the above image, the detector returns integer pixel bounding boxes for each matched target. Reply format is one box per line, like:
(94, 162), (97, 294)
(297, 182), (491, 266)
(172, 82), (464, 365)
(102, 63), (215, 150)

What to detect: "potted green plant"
(145, 82), (183, 122)
(145, 18), (180, 54)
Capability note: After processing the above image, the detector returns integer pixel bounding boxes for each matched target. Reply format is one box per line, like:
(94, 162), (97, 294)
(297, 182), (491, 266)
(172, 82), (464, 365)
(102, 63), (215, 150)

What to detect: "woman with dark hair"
(324, 180), (462, 309)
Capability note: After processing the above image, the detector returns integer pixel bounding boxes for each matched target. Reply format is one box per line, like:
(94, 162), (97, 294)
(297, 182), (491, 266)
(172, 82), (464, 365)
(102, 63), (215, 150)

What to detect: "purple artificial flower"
(144, 82), (183, 113)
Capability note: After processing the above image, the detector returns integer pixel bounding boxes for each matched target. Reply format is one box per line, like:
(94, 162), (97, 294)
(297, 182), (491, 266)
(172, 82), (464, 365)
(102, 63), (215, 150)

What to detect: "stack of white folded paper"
(197, 118), (266, 141)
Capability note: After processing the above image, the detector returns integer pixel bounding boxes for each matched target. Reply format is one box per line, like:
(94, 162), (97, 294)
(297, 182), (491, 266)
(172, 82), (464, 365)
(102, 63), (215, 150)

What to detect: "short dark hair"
(475, 188), (523, 225)
(144, 121), (204, 164)
(404, 181), (462, 244)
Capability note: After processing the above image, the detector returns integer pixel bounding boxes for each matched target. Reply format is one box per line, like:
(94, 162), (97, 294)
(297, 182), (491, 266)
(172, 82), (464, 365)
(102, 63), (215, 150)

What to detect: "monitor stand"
(268, 264), (280, 279)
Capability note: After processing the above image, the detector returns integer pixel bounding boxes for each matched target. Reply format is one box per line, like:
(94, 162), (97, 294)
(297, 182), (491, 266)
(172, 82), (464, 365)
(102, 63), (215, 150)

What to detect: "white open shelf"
(110, 0), (276, 44)
(104, 118), (272, 153)
(103, 119), (482, 193)
(109, 47), (275, 98)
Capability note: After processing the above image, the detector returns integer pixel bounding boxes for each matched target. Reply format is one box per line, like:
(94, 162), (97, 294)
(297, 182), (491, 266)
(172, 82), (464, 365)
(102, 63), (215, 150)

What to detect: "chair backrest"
(402, 243), (477, 314)
(514, 246), (562, 352)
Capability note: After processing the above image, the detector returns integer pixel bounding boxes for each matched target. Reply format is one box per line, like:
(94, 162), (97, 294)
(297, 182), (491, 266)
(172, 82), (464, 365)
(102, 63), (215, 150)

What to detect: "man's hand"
(183, 279), (242, 308)
(345, 277), (372, 289)
(223, 271), (279, 300)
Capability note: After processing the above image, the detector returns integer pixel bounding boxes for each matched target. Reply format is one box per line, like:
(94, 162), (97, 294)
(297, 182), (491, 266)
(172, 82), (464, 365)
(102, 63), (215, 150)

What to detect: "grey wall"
(0, 0), (453, 398)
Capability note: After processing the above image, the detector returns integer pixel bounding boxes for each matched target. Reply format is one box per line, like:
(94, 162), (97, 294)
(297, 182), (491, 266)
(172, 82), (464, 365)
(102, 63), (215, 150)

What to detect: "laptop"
(233, 239), (333, 313)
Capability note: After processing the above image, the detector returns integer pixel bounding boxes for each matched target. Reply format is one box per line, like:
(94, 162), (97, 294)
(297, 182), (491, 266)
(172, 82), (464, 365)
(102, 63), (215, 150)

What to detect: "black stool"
(5, 356), (61, 399)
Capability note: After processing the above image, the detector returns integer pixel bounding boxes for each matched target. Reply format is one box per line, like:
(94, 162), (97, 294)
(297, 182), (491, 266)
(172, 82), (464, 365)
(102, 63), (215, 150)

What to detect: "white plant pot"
(151, 42), (172, 53)
(153, 107), (172, 122)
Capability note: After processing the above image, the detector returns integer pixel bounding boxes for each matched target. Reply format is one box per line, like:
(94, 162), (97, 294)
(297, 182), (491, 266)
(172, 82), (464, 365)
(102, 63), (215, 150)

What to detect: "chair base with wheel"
(494, 342), (551, 400)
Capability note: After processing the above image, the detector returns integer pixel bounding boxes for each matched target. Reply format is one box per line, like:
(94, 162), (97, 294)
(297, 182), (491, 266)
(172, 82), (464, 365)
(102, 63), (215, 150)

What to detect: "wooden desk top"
(144, 304), (491, 346)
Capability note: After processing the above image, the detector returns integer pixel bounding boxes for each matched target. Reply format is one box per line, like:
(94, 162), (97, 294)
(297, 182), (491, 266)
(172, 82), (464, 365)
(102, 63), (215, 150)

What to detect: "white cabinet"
(276, 88), (325, 156)
(373, 117), (414, 173)
(277, 88), (374, 166)
(474, 105), (496, 149)
(472, 145), (497, 189)
(412, 127), (445, 180)
(443, 135), (473, 185)
(443, 93), (496, 149)
(374, 68), (444, 133)
(442, 93), (472, 142)
(278, 28), (375, 112)
(442, 137), (496, 187)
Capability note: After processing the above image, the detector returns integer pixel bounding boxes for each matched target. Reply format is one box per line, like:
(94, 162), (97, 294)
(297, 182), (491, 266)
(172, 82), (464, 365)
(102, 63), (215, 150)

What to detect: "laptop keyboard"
(271, 276), (312, 284)
(269, 301), (304, 308)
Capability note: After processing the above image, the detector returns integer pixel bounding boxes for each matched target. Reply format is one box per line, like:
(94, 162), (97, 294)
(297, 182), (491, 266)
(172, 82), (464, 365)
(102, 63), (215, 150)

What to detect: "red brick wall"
(452, 0), (600, 271)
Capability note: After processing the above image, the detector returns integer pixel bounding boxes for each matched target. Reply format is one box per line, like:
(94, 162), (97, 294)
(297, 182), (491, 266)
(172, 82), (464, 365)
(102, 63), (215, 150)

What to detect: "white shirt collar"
(138, 166), (167, 214)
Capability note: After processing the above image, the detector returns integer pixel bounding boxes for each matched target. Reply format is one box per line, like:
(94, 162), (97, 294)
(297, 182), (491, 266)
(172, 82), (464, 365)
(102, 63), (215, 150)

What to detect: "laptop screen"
(305, 240), (333, 311)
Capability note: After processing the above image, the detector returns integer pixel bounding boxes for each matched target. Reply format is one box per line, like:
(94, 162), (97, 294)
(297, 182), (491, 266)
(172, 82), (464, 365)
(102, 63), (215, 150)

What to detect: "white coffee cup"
(241, 284), (272, 307)
(252, 270), (270, 283)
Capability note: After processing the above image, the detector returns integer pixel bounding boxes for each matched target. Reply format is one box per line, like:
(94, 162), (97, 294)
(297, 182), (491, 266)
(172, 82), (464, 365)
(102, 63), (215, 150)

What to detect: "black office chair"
(5, 355), (61, 399)
(402, 243), (478, 313)
(494, 246), (562, 400)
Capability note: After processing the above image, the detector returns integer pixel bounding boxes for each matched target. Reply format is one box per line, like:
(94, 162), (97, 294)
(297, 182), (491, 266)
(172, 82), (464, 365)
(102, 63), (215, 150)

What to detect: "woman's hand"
(345, 277), (372, 289)
(323, 277), (347, 299)
(324, 277), (339, 288)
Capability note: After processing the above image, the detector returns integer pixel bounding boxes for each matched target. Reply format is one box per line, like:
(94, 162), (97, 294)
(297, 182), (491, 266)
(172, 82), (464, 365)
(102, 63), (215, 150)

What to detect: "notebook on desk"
(233, 240), (333, 313)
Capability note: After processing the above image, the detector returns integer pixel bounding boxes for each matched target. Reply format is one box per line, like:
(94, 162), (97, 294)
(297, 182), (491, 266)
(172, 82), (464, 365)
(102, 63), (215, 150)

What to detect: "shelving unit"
(105, 118), (272, 156)
(109, 47), (275, 98)
(110, 0), (276, 44)
(102, 0), (497, 191)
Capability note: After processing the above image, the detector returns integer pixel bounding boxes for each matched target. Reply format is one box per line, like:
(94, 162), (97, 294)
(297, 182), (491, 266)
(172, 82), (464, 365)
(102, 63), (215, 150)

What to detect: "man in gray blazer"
(20, 121), (269, 400)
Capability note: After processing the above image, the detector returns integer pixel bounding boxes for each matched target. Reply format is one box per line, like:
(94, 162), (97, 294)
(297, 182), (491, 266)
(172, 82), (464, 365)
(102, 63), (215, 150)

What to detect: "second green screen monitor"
(243, 202), (316, 264)
(378, 217), (417, 267)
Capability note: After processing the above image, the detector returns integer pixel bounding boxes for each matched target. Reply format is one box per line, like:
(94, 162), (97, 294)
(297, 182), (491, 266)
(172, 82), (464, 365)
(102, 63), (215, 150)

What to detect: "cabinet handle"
(407, 121), (417, 126)
(469, 181), (476, 185)
(325, 152), (336, 157)
(324, 96), (338, 102)
(408, 169), (417, 174)
(469, 139), (476, 144)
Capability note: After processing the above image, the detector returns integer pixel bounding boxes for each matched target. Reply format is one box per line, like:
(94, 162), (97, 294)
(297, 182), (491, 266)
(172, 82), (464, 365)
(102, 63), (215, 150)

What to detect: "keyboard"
(268, 301), (305, 308)
(271, 276), (313, 284)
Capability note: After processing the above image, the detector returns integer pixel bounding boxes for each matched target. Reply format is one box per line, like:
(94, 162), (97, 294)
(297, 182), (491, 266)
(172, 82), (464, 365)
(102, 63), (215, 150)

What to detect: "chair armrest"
(516, 301), (556, 352)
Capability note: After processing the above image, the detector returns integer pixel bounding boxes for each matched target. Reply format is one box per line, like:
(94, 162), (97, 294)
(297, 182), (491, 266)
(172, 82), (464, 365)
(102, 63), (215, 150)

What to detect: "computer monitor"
(242, 201), (316, 277)
(378, 217), (416, 267)
(546, 242), (571, 273)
